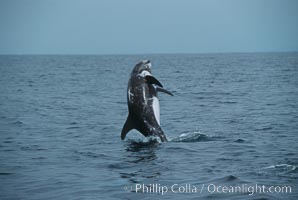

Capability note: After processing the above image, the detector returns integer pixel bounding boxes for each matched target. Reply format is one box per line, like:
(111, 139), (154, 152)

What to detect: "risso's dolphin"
(121, 60), (173, 142)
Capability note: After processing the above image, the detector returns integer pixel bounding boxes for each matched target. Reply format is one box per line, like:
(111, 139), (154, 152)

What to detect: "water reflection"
(118, 139), (162, 184)
(125, 139), (160, 153)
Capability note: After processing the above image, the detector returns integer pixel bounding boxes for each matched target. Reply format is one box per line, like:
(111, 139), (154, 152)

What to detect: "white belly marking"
(128, 88), (134, 102)
(152, 96), (160, 125)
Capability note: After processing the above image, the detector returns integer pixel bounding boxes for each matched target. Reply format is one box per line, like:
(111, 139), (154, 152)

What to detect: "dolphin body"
(121, 60), (173, 142)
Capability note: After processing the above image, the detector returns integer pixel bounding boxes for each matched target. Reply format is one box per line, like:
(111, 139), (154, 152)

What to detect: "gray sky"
(0, 0), (297, 54)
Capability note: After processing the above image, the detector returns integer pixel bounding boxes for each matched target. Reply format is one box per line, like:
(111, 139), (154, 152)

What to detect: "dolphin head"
(131, 60), (152, 76)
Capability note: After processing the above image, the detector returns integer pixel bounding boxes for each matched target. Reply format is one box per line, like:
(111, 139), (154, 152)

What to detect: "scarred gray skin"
(121, 60), (168, 142)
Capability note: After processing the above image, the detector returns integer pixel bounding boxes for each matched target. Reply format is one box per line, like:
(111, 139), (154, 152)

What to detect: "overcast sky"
(0, 0), (297, 54)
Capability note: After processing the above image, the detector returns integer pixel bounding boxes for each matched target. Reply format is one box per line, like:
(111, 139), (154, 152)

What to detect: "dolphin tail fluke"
(158, 130), (168, 142)
(156, 87), (174, 96)
(121, 114), (135, 140)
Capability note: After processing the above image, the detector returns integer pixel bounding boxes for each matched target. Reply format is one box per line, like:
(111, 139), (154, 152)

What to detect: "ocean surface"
(0, 53), (297, 200)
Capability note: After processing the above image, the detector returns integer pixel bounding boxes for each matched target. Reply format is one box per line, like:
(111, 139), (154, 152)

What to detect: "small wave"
(75, 151), (107, 159)
(0, 172), (14, 176)
(20, 145), (48, 151)
(32, 157), (47, 160)
(209, 174), (244, 184)
(12, 120), (24, 125)
(234, 139), (246, 143)
(218, 101), (237, 104)
(220, 175), (238, 182)
(170, 131), (215, 143)
(66, 126), (80, 129)
(263, 164), (296, 173)
(259, 164), (297, 177)
(254, 127), (273, 131)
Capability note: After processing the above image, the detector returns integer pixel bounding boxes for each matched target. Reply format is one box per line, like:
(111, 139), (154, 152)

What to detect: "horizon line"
(0, 50), (297, 56)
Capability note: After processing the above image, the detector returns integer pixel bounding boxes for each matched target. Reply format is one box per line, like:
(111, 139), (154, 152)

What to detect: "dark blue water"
(0, 53), (297, 199)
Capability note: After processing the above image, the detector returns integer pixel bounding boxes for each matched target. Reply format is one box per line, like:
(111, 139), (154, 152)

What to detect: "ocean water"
(0, 53), (297, 200)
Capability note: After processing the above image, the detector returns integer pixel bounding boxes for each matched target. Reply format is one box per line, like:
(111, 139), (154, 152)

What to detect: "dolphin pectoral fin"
(145, 75), (163, 88)
(121, 115), (135, 140)
(156, 87), (174, 96)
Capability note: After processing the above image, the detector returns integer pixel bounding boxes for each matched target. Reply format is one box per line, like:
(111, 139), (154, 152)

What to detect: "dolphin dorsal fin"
(121, 114), (135, 140)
